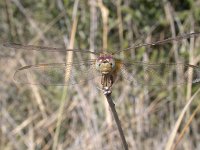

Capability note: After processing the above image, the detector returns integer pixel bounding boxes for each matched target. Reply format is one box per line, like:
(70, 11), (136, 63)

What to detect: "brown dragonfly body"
(95, 54), (122, 94)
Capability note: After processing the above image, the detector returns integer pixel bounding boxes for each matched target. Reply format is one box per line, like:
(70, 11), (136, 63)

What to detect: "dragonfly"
(3, 32), (200, 95)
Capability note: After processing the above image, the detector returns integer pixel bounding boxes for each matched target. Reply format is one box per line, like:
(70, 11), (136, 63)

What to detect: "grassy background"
(1, 0), (200, 150)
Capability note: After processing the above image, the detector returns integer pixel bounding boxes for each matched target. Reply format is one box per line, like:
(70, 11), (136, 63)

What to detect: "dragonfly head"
(96, 54), (116, 74)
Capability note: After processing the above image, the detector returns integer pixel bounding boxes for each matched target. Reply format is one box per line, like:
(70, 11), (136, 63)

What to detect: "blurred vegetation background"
(1, 0), (200, 150)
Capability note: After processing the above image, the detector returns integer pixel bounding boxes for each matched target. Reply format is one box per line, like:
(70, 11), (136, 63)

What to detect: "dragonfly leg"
(101, 74), (106, 88)
(109, 75), (114, 88)
(103, 74), (112, 95)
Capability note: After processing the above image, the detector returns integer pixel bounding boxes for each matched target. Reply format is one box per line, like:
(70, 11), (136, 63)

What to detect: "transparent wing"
(4, 43), (103, 86)
(14, 61), (101, 86)
(3, 43), (99, 55)
(121, 61), (200, 86)
(114, 32), (200, 54)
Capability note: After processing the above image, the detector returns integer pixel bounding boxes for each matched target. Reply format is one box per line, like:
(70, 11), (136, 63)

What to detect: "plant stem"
(105, 93), (128, 150)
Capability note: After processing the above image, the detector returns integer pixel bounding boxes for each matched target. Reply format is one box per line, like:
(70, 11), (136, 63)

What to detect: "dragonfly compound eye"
(95, 61), (101, 70)
(110, 59), (115, 68)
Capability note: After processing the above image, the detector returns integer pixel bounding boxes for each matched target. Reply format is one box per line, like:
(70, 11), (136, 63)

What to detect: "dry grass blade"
(172, 104), (200, 150)
(52, 0), (79, 149)
(97, 0), (109, 50)
(8, 0), (50, 119)
(11, 0), (45, 40)
(165, 87), (200, 150)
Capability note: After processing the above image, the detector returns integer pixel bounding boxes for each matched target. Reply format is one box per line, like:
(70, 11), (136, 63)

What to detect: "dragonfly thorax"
(95, 54), (116, 74)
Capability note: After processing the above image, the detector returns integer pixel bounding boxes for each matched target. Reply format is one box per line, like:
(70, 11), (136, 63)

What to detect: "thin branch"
(105, 93), (129, 150)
